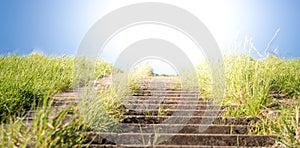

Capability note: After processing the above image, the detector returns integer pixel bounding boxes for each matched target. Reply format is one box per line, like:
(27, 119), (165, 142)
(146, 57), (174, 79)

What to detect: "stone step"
(26, 107), (218, 115)
(53, 91), (76, 98)
(51, 100), (212, 104)
(52, 100), (78, 106)
(51, 101), (222, 108)
(23, 114), (74, 124)
(123, 116), (259, 125)
(124, 109), (223, 116)
(135, 90), (200, 94)
(83, 144), (262, 148)
(129, 96), (213, 100)
(128, 100), (214, 105)
(125, 104), (230, 110)
(132, 94), (201, 97)
(119, 124), (249, 134)
(88, 132), (277, 147)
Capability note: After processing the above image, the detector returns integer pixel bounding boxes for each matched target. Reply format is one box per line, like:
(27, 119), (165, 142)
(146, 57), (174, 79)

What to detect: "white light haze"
(97, 0), (237, 74)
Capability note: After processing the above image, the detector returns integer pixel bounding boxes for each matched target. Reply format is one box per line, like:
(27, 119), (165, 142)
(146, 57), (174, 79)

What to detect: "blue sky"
(0, 0), (299, 60)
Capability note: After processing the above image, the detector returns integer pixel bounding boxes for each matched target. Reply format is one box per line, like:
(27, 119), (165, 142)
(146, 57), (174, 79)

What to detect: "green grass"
(75, 62), (154, 132)
(0, 53), (112, 119)
(0, 99), (90, 147)
(128, 63), (153, 94)
(196, 53), (300, 146)
(0, 53), (73, 119)
(78, 86), (126, 132)
(0, 52), (113, 147)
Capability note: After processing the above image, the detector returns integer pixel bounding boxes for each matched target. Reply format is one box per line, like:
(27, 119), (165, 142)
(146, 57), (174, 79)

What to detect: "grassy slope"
(0, 53), (112, 118)
(197, 54), (300, 146)
(0, 53), (113, 147)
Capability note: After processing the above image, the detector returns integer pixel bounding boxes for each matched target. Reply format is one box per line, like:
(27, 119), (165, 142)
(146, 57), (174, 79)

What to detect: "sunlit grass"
(0, 53), (112, 119)
(0, 97), (89, 148)
(0, 53), (73, 119)
(196, 52), (300, 146)
(0, 53), (112, 147)
(128, 63), (153, 94)
(78, 86), (126, 132)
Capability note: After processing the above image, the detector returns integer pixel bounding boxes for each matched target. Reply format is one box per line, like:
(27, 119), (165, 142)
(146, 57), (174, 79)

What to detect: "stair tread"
(88, 132), (277, 146)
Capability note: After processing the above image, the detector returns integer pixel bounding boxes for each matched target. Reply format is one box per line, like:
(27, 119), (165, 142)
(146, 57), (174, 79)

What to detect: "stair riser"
(128, 101), (213, 105)
(123, 116), (258, 125)
(119, 125), (249, 134)
(91, 133), (276, 146)
(125, 105), (225, 110)
(125, 110), (223, 116)
(129, 96), (214, 101)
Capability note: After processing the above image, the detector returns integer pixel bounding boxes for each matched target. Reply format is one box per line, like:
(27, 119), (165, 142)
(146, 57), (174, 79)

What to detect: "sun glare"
(99, 0), (237, 74)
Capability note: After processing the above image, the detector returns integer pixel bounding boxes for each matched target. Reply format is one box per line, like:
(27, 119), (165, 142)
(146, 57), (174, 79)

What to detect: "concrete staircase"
(26, 77), (277, 147)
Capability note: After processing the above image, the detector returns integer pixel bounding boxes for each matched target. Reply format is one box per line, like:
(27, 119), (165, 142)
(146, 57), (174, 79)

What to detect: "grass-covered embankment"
(0, 53), (112, 119)
(197, 54), (300, 147)
(0, 53), (73, 118)
(0, 53), (113, 147)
